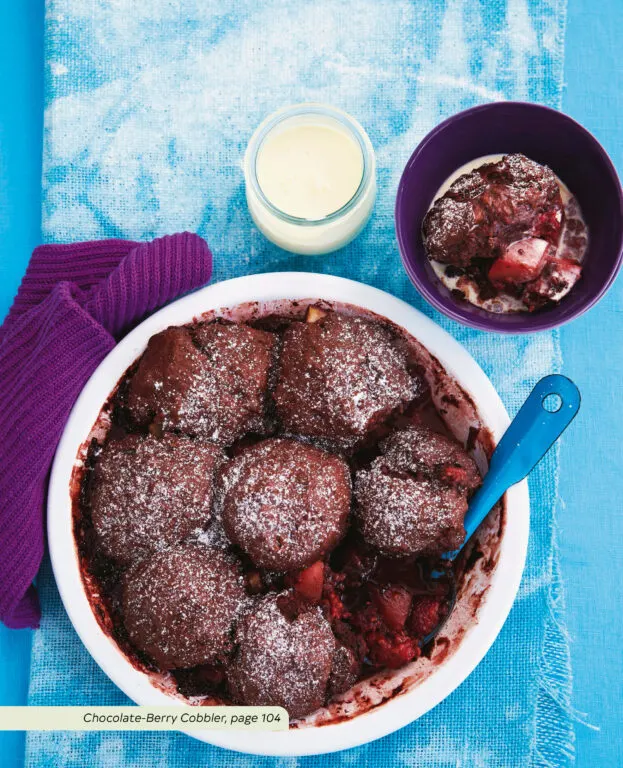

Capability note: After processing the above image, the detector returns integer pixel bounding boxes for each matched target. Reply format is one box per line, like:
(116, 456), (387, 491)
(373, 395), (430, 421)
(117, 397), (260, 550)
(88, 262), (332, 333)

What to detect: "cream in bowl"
(244, 104), (376, 255)
(48, 274), (528, 756)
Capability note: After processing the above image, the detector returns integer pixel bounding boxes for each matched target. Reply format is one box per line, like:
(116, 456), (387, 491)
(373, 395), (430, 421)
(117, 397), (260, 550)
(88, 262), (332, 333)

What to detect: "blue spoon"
(458, 373), (580, 554)
(423, 374), (581, 643)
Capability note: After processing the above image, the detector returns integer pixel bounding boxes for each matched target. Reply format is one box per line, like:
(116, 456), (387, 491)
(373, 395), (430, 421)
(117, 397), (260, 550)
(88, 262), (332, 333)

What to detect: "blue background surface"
(0, 2), (43, 764)
(0, 1), (621, 766)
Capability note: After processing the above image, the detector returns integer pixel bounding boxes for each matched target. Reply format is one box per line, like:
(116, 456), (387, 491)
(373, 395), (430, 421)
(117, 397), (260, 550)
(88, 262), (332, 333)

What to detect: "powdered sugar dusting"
(195, 516), (231, 552)
(218, 438), (351, 570)
(355, 466), (467, 557)
(380, 422), (481, 491)
(91, 434), (224, 564)
(274, 312), (420, 447)
(354, 423), (480, 556)
(122, 541), (248, 669)
(228, 594), (336, 719)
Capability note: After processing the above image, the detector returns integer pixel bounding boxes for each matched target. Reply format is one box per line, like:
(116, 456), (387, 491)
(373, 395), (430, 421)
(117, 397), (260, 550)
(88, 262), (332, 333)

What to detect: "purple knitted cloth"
(0, 232), (212, 629)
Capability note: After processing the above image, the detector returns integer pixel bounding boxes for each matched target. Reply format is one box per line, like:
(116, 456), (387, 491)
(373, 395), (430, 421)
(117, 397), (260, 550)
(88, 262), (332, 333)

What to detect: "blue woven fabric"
(28, 1), (575, 765)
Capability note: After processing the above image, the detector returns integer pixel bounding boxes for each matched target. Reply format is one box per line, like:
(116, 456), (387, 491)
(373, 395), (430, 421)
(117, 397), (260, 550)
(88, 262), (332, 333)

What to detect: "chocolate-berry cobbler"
(422, 153), (588, 313)
(74, 304), (491, 720)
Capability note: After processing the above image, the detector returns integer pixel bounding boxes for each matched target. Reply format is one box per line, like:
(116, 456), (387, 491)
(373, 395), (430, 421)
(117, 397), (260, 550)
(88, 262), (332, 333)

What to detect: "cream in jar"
(244, 104), (376, 255)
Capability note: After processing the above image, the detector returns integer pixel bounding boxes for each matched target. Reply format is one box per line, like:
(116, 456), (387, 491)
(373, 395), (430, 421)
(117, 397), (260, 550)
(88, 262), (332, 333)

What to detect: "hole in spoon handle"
(533, 373), (581, 426)
(542, 392), (562, 413)
(490, 374), (581, 484)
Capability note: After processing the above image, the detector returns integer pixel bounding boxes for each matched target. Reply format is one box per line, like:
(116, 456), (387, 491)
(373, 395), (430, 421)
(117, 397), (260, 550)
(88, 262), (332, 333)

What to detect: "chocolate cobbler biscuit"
(354, 425), (480, 557)
(192, 321), (277, 441)
(90, 434), (223, 565)
(126, 322), (276, 445)
(327, 642), (361, 699)
(274, 310), (417, 446)
(126, 326), (207, 435)
(220, 438), (351, 571)
(379, 421), (481, 492)
(122, 542), (247, 669)
(228, 594), (336, 718)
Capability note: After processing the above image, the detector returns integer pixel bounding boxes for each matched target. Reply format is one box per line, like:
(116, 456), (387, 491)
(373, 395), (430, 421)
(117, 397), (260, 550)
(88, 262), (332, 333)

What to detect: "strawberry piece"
(488, 238), (549, 288)
(440, 464), (468, 487)
(290, 560), (324, 603)
(409, 596), (442, 638)
(533, 208), (563, 243)
(372, 585), (413, 632)
(366, 630), (420, 668)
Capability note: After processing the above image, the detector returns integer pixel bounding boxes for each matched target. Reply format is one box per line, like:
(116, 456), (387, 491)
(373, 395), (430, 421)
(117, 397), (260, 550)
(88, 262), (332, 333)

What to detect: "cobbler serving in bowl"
(423, 153), (588, 314)
(396, 102), (623, 333)
(72, 299), (502, 722)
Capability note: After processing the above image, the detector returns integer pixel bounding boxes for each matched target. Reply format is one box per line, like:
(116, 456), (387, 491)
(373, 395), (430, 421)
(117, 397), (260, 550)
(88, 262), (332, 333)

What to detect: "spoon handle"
(462, 374), (581, 545)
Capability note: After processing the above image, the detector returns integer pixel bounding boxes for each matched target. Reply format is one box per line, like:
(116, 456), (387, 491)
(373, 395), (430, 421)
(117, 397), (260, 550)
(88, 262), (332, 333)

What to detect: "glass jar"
(244, 103), (376, 255)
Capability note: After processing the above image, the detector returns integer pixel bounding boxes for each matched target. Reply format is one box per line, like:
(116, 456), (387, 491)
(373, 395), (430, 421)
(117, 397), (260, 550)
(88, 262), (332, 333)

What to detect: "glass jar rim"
(244, 103), (375, 227)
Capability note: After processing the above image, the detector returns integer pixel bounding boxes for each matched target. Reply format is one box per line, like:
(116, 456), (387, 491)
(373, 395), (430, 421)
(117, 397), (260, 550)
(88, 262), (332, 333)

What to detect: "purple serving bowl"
(395, 102), (623, 333)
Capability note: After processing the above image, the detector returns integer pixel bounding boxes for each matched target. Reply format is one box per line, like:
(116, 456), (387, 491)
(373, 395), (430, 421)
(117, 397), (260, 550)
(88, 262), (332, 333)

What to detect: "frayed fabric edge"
(531, 447), (598, 768)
